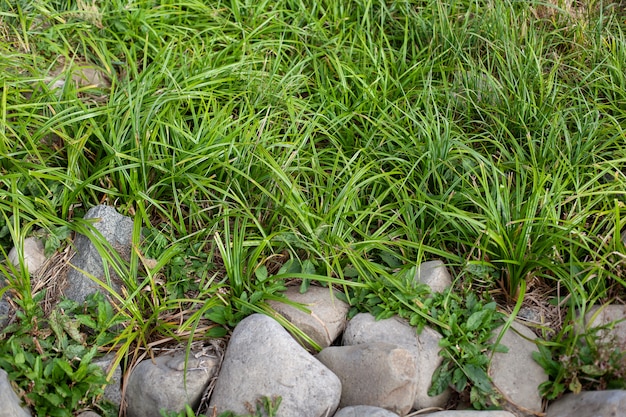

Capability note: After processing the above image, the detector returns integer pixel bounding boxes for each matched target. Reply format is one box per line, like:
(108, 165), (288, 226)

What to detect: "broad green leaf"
(299, 278), (311, 293)
(581, 364), (606, 376)
(64, 344), (86, 361)
(278, 259), (299, 275)
(53, 358), (74, 378)
(380, 251), (402, 268)
(302, 259), (316, 275)
(48, 310), (65, 341)
(469, 386), (484, 408)
(207, 326), (228, 338)
(56, 384), (72, 398)
(428, 363), (452, 396)
(464, 363), (492, 392)
(42, 392), (64, 406)
(484, 301), (497, 311)
(98, 299), (115, 327)
(47, 406), (72, 417)
(61, 318), (86, 345)
(452, 367), (467, 392)
(33, 356), (42, 377)
(466, 309), (490, 331)
(82, 346), (99, 364)
(205, 306), (227, 325)
(250, 290), (264, 304)
(343, 266), (358, 278)
(492, 343), (509, 353)
(75, 314), (97, 330)
(255, 265), (268, 282)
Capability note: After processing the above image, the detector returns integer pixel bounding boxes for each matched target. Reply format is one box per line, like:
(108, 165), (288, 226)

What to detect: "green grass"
(1, 0), (626, 415)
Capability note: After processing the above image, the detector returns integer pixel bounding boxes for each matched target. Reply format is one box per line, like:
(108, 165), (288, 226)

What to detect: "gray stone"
(424, 412), (516, 417)
(517, 306), (543, 324)
(546, 390), (626, 417)
(333, 405), (400, 417)
(583, 304), (626, 347)
(69, 66), (110, 88)
(3, 236), (47, 328)
(0, 288), (10, 329)
(47, 62), (110, 91)
(76, 412), (102, 417)
(125, 350), (219, 417)
(343, 313), (417, 349)
(208, 314), (341, 417)
(92, 353), (122, 406)
(317, 342), (418, 416)
(8, 237), (46, 274)
(267, 286), (349, 349)
(343, 313), (451, 410)
(0, 368), (31, 417)
(489, 321), (547, 415)
(64, 205), (134, 303)
(414, 260), (452, 294)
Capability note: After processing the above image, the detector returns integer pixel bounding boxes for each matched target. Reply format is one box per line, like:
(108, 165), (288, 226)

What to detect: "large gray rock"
(343, 313), (451, 410)
(489, 321), (547, 415)
(424, 412), (515, 417)
(8, 237), (46, 274)
(208, 314), (341, 417)
(268, 286), (349, 349)
(317, 342), (418, 416)
(414, 260), (452, 294)
(64, 205), (134, 303)
(333, 405), (400, 417)
(546, 390), (626, 417)
(125, 350), (219, 417)
(0, 368), (31, 417)
(582, 304), (626, 346)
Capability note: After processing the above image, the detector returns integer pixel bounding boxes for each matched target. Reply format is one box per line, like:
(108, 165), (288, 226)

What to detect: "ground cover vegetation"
(1, 0), (625, 415)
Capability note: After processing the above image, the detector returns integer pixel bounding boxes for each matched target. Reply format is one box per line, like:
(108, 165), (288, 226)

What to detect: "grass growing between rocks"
(1, 0), (626, 415)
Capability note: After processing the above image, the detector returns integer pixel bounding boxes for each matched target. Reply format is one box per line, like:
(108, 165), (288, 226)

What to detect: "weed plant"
(1, 0), (626, 415)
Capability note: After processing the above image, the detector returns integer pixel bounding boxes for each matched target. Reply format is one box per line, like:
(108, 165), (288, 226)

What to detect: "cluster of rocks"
(1, 205), (625, 417)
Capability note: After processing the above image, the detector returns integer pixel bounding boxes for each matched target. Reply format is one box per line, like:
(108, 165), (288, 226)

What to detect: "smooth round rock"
(413, 260), (452, 294)
(8, 237), (46, 274)
(426, 411), (516, 417)
(125, 350), (219, 417)
(343, 313), (451, 410)
(208, 314), (341, 417)
(489, 322), (547, 415)
(317, 342), (418, 415)
(0, 369), (31, 417)
(583, 304), (626, 347)
(334, 405), (400, 417)
(268, 286), (349, 349)
(546, 390), (626, 417)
